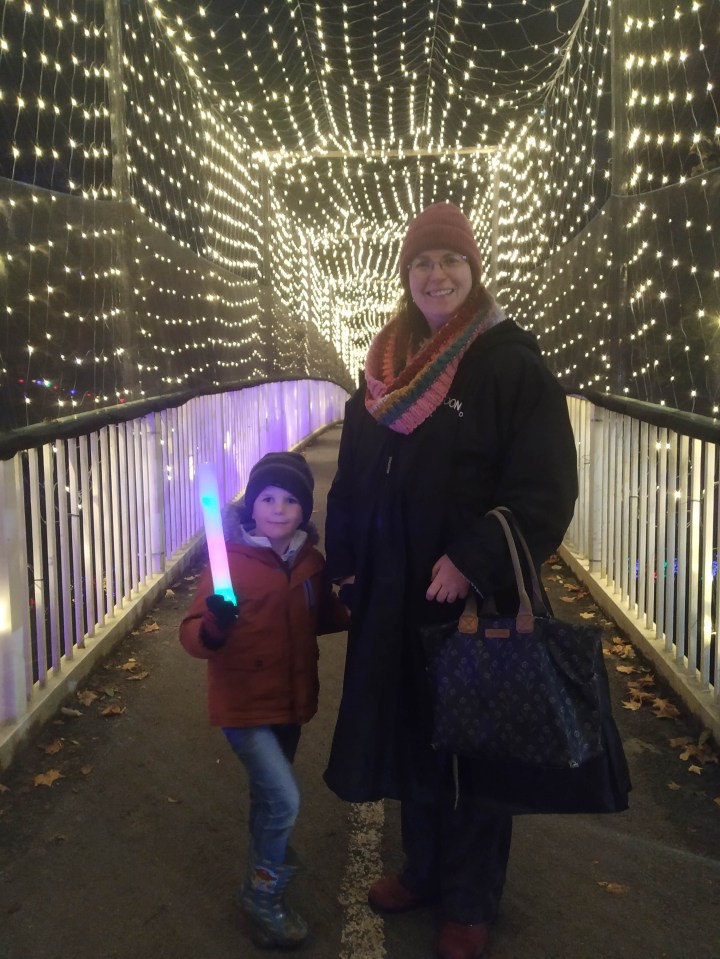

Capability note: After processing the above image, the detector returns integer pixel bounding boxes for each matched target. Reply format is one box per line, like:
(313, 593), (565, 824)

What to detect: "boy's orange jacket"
(180, 539), (348, 727)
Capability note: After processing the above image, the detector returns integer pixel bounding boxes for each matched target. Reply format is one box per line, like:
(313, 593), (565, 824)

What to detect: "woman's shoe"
(436, 920), (491, 959)
(367, 874), (432, 912)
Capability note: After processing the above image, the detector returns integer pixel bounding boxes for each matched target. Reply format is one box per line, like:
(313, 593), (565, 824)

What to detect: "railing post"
(588, 405), (605, 574)
(145, 412), (167, 576)
(0, 457), (30, 724)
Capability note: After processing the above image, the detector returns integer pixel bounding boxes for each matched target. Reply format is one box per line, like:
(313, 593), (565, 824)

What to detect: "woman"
(323, 202), (579, 959)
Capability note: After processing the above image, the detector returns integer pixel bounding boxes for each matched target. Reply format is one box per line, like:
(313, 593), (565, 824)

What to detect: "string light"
(0, 0), (718, 426)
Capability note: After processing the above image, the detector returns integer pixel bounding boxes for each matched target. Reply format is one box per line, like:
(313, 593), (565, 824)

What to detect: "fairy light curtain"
(490, 0), (720, 413)
(0, 0), (718, 428)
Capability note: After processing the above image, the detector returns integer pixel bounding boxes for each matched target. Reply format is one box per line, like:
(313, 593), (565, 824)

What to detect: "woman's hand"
(426, 555), (469, 603)
(338, 575), (356, 611)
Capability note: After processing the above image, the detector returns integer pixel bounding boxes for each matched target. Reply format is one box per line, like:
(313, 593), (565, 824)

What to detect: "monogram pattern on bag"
(425, 617), (606, 767)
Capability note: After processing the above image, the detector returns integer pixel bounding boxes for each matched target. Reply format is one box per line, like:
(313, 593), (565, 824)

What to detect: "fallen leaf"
(564, 582), (587, 593)
(598, 882), (630, 895)
(559, 596), (576, 603)
(688, 764), (702, 775)
(667, 782), (682, 790)
(627, 688), (655, 704)
(678, 743), (720, 764)
(60, 707), (82, 718)
(119, 660), (139, 672)
(99, 705), (126, 717)
(0, 784), (10, 795)
(651, 699), (680, 720)
(80, 765), (93, 776)
(713, 797), (720, 807)
(606, 639), (636, 658)
(141, 622), (160, 633)
(165, 588), (176, 597)
(102, 687), (118, 699)
(674, 733), (719, 764)
(77, 690), (98, 706)
(632, 673), (656, 687)
(126, 671), (150, 682)
(37, 739), (64, 755)
(616, 665), (640, 674)
(34, 769), (63, 788)
(167, 796), (182, 804)
(580, 612), (596, 620)
(622, 700), (643, 711)
(669, 736), (694, 748)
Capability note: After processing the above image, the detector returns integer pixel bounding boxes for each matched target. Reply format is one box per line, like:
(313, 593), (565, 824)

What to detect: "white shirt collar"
(241, 527), (308, 562)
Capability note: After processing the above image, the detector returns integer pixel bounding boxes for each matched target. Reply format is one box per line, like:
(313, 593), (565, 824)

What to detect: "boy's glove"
(201, 594), (239, 650)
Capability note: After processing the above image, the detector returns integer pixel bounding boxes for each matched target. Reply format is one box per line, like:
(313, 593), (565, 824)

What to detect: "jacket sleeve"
(446, 347), (578, 599)
(325, 391), (362, 582)
(179, 565), (220, 660)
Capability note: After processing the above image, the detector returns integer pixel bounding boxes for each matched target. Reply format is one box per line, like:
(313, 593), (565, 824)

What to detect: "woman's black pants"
(399, 784), (513, 924)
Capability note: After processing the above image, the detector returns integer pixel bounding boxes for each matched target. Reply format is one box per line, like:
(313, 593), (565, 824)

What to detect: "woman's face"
(407, 248), (473, 332)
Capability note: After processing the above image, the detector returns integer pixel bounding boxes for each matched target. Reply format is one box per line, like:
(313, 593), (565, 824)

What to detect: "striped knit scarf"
(364, 297), (504, 434)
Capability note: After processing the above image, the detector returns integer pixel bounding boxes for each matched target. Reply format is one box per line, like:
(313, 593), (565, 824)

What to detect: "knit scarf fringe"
(364, 298), (504, 434)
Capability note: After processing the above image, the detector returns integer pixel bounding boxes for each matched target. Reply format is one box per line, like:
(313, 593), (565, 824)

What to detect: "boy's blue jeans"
(222, 724), (301, 867)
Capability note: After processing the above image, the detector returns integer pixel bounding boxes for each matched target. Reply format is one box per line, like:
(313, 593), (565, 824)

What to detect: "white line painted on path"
(338, 801), (386, 959)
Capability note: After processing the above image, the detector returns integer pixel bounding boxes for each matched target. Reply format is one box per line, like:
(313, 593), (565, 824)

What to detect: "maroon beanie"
(399, 202), (483, 291)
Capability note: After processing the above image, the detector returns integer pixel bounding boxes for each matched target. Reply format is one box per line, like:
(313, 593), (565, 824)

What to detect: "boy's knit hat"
(242, 451), (315, 525)
(399, 202), (483, 291)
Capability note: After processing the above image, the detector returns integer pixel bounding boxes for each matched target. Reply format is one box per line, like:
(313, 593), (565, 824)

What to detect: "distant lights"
(1, 0), (718, 418)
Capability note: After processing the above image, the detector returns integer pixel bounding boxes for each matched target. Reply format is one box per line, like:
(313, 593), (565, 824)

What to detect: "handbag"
(421, 508), (631, 815)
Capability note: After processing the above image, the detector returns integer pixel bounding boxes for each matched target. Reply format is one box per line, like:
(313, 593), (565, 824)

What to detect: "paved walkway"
(1, 425), (719, 959)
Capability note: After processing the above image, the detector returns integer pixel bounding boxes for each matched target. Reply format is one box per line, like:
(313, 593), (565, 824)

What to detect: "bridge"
(0, 1), (719, 955)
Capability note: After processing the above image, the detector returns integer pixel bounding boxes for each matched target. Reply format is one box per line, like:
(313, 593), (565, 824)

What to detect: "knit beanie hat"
(241, 452), (315, 526)
(399, 202), (483, 291)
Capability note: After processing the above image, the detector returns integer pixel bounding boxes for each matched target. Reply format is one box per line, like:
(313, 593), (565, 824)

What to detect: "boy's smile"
(251, 485), (304, 555)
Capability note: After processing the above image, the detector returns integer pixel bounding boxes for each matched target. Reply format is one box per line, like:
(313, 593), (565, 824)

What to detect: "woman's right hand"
(338, 576), (356, 611)
(426, 555), (469, 603)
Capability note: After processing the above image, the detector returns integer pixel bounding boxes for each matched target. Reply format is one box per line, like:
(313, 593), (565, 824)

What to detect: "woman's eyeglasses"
(408, 253), (469, 276)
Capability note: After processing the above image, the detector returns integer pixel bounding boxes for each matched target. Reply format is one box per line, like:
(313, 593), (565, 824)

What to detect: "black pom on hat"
(241, 452), (315, 526)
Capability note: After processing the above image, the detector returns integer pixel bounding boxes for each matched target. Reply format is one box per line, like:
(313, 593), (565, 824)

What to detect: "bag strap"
(487, 509), (536, 633)
(457, 508), (547, 636)
(491, 507), (548, 616)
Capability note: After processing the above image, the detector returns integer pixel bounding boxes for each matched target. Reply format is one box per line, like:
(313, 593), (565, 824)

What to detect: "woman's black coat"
(323, 319), (579, 803)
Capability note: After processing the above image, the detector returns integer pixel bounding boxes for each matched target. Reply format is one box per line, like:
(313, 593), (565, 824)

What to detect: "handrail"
(0, 375), (350, 462)
(576, 390), (720, 444)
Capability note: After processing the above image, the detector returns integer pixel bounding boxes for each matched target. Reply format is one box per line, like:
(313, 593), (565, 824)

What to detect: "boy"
(180, 451), (348, 948)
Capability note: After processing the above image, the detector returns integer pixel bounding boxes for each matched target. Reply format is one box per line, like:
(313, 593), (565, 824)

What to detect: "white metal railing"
(563, 395), (720, 739)
(0, 380), (348, 770)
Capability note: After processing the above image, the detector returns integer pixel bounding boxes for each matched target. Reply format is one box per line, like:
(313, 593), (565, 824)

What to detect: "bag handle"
(458, 508), (547, 636)
(490, 507), (548, 616)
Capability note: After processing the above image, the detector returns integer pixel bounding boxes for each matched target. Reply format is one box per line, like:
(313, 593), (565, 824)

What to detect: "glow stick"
(197, 462), (237, 605)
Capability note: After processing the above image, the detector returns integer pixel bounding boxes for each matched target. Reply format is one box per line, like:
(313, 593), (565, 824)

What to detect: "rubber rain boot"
(240, 862), (308, 949)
